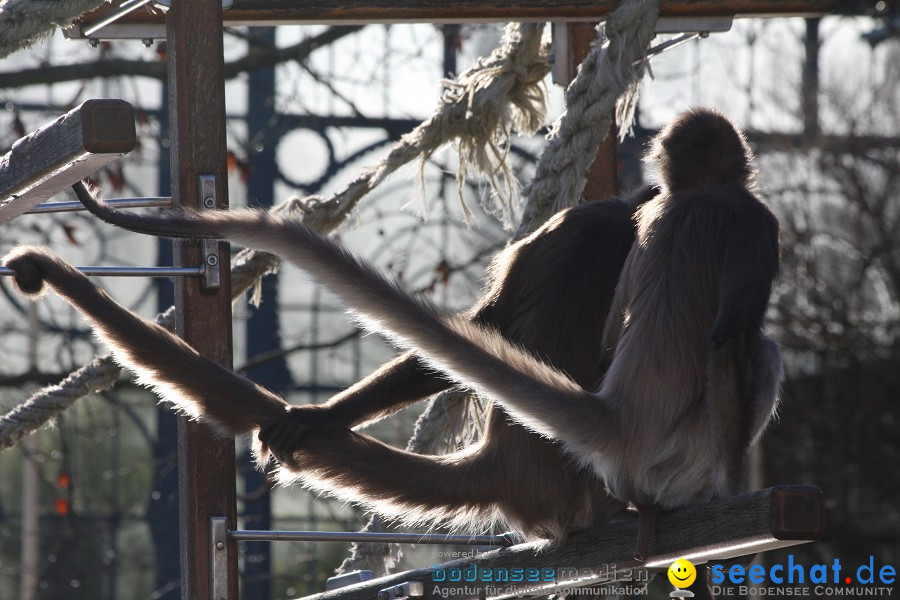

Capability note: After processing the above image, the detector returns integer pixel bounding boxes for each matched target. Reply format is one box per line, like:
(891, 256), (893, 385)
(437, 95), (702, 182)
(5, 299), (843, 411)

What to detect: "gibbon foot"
(633, 503), (658, 563)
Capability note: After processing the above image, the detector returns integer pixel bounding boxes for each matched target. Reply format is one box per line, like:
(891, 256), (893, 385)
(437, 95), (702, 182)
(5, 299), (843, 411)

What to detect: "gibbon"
(4, 109), (781, 563)
(6, 183), (657, 539)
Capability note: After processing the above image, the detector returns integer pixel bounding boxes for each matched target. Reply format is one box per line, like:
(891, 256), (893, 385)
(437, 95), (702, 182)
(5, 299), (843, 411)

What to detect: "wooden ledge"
(297, 486), (824, 600)
(0, 99), (135, 225)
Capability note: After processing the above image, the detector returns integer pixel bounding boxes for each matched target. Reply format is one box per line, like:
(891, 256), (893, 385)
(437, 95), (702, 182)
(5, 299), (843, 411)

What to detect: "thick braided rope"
(516, 0), (660, 239)
(0, 23), (548, 451)
(340, 1), (661, 573)
(0, 357), (119, 451)
(0, 0), (109, 59)
(432, 23), (550, 227)
(297, 22), (549, 235)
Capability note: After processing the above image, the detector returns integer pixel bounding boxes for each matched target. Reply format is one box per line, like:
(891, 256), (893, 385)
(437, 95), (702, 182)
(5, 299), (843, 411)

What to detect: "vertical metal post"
(242, 26), (286, 600)
(209, 517), (230, 600)
(20, 306), (41, 600)
(802, 18), (820, 142)
(148, 75), (181, 600)
(166, 0), (237, 598)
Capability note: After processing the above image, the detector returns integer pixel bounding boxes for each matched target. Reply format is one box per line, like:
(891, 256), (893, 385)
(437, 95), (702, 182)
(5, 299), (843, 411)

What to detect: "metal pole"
(82, 0), (154, 37)
(25, 197), (172, 214)
(19, 306), (40, 600)
(0, 266), (204, 277)
(228, 530), (514, 546)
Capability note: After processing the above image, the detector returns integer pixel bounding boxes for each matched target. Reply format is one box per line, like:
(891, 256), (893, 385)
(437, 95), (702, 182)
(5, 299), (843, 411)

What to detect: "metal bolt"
(203, 196), (216, 208)
(216, 541), (225, 551)
(206, 255), (219, 267)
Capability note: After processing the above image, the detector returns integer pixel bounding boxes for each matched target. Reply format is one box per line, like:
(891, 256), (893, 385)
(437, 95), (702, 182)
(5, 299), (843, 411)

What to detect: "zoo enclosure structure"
(0, 0), (866, 598)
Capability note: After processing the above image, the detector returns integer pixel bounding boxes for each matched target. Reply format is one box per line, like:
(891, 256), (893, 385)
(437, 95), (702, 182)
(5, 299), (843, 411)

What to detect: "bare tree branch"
(0, 25), (363, 89)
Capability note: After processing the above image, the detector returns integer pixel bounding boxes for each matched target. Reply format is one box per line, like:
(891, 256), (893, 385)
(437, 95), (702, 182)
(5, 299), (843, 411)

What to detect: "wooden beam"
(79, 0), (837, 26)
(167, 0), (238, 599)
(0, 100), (135, 225)
(296, 486), (824, 600)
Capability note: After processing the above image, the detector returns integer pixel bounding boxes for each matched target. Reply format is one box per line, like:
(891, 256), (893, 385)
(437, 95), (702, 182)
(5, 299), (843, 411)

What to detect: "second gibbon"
(4, 108), (782, 553)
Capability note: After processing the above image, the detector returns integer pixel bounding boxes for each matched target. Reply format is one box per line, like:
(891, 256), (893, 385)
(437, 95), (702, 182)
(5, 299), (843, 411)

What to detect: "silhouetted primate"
(5, 109), (782, 567)
(6, 185), (655, 539)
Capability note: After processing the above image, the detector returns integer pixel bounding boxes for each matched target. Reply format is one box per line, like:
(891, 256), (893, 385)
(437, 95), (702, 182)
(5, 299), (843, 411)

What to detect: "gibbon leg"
(265, 424), (503, 528)
(309, 352), (452, 429)
(263, 406), (621, 539)
(632, 503), (657, 562)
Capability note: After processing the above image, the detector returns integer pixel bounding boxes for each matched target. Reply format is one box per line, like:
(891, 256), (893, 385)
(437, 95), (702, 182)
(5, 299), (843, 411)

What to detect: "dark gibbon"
(4, 109), (782, 560)
(6, 183), (656, 539)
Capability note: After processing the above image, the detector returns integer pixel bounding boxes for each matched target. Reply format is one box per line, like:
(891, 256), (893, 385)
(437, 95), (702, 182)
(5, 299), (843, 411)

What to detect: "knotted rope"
(339, 0), (660, 574)
(0, 0), (109, 59)
(0, 21), (551, 449)
(517, 0), (660, 239)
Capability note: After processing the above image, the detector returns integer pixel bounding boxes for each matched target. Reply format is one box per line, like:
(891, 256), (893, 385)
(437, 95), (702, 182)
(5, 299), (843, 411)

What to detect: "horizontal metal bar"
(25, 196), (173, 215)
(297, 486), (824, 600)
(82, 0), (154, 37)
(228, 530), (513, 546)
(646, 32), (704, 58)
(0, 266), (204, 277)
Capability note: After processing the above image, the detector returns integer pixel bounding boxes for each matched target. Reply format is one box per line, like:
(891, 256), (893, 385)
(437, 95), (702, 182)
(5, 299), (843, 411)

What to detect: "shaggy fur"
(10, 184), (654, 538)
(7, 108), (782, 542)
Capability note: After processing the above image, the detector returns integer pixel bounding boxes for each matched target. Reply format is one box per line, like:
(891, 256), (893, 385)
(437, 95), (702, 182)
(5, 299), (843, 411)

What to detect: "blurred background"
(0, 5), (897, 599)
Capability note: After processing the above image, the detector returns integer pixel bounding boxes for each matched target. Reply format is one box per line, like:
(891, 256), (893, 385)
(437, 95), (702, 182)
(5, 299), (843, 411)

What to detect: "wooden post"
(80, 0), (838, 26)
(166, 0), (238, 598)
(568, 23), (618, 201)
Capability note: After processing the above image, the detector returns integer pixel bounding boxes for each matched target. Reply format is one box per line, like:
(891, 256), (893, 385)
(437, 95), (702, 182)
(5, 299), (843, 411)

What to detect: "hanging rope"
(286, 22), (550, 236)
(0, 21), (551, 450)
(339, 0), (660, 575)
(430, 23), (550, 227)
(516, 0), (660, 239)
(0, 0), (109, 59)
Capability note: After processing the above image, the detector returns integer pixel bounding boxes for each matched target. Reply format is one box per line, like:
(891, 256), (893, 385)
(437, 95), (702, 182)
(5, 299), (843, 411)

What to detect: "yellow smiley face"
(667, 558), (697, 588)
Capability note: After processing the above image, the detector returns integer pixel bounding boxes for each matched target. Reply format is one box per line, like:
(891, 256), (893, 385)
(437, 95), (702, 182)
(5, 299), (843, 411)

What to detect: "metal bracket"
(198, 174), (222, 293)
(210, 516), (230, 600)
(653, 16), (733, 34)
(65, 0), (233, 43)
(550, 16), (734, 86)
(377, 581), (424, 600)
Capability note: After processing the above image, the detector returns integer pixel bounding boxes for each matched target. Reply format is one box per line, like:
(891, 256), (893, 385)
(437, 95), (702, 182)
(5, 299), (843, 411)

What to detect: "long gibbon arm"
(74, 181), (651, 436)
(67, 204), (618, 443)
(3, 247), (289, 436)
(5, 188), (652, 537)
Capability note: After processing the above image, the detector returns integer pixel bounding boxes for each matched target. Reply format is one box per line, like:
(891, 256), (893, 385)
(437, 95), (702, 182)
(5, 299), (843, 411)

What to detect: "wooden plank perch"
(0, 99), (135, 225)
(79, 0), (837, 26)
(298, 486), (824, 600)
